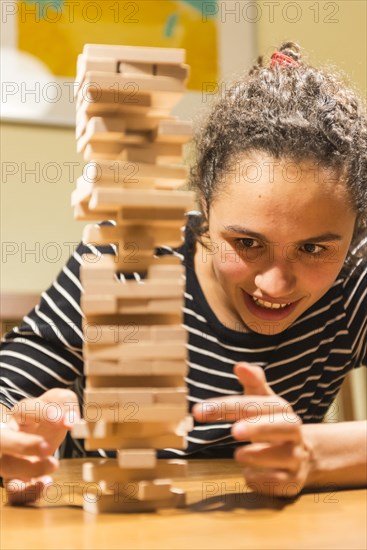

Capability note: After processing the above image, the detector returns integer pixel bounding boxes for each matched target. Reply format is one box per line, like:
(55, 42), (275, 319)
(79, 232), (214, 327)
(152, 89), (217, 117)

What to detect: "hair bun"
(278, 41), (301, 63)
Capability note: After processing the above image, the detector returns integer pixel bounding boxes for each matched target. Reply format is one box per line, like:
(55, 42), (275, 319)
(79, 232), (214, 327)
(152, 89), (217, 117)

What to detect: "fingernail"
(39, 441), (51, 455)
(192, 404), (200, 416)
(232, 421), (248, 438)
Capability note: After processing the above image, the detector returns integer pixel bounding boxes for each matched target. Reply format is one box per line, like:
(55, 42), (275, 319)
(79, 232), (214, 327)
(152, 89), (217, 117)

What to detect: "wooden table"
(1, 459), (366, 550)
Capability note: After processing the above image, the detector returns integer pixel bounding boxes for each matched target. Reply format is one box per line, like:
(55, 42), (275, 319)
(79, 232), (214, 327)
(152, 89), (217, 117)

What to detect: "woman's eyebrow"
(223, 225), (343, 243)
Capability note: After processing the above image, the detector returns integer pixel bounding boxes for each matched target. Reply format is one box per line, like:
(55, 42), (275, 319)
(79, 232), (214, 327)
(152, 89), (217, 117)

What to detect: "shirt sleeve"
(0, 242), (114, 408)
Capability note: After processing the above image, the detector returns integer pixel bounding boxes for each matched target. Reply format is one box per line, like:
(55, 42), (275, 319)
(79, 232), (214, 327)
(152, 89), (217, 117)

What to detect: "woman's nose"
(254, 263), (296, 298)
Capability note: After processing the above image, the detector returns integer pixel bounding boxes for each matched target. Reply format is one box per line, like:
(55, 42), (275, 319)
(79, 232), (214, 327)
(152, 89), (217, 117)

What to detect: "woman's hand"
(0, 388), (80, 504)
(193, 362), (314, 498)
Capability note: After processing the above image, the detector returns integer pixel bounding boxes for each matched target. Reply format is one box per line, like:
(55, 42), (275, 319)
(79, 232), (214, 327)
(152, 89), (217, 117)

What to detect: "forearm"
(304, 420), (367, 489)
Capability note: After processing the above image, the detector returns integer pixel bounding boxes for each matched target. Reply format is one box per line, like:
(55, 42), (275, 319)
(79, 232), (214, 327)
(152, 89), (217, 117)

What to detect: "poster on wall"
(1, 0), (219, 124)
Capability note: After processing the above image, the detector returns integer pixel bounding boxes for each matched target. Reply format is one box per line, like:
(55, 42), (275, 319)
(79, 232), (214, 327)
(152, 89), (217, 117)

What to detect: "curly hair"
(189, 42), (367, 265)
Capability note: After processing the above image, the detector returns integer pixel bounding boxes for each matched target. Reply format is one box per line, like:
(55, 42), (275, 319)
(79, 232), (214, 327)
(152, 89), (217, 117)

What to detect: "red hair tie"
(271, 51), (299, 68)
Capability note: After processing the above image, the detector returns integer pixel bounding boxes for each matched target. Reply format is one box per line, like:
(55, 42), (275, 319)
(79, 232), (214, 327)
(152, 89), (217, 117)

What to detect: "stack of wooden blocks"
(71, 44), (195, 513)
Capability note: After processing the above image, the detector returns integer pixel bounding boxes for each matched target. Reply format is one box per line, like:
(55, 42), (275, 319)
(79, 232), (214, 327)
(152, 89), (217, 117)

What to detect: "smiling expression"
(195, 153), (356, 335)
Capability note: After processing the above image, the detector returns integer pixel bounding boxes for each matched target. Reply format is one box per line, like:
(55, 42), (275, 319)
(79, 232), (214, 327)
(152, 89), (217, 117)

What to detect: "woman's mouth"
(242, 291), (300, 321)
(252, 296), (291, 309)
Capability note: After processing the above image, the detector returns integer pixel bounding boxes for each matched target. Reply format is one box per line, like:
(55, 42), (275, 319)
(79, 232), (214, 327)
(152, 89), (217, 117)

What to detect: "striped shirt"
(1, 215), (366, 458)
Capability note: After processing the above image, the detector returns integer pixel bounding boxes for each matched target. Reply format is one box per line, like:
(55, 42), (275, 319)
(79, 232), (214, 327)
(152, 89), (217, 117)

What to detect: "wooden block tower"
(71, 44), (195, 513)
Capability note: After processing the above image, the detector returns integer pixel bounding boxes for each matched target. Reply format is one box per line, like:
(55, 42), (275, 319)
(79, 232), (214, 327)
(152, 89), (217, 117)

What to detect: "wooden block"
(73, 418), (191, 441)
(87, 188), (195, 211)
(118, 62), (154, 75)
(88, 404), (187, 424)
(77, 54), (117, 74)
(82, 295), (118, 315)
(115, 206), (191, 222)
(82, 143), (185, 164)
(83, 250), (155, 277)
(78, 71), (184, 100)
(80, 253), (116, 281)
(122, 115), (176, 131)
(77, 117), (126, 153)
(156, 64), (189, 80)
(83, 313), (183, 331)
(76, 99), (152, 119)
(153, 120), (192, 143)
(84, 387), (187, 406)
(82, 142), (124, 161)
(82, 223), (182, 249)
(84, 359), (187, 377)
(75, 202), (190, 226)
(83, 44), (186, 65)
(72, 420), (108, 439)
(76, 113), (176, 140)
(79, 245), (183, 282)
(83, 340), (186, 361)
(73, 202), (112, 222)
(82, 159), (188, 188)
(76, 91), (182, 121)
(83, 322), (186, 346)
(79, 117), (191, 153)
(118, 143), (184, 164)
(86, 375), (186, 390)
(148, 263), (184, 279)
(75, 54), (118, 96)
(83, 459), (187, 483)
(98, 479), (173, 502)
(77, 97), (171, 121)
(82, 278), (184, 299)
(82, 487), (185, 513)
(73, 178), (194, 213)
(83, 295), (183, 316)
(136, 479), (172, 501)
(117, 449), (156, 469)
(71, 181), (93, 207)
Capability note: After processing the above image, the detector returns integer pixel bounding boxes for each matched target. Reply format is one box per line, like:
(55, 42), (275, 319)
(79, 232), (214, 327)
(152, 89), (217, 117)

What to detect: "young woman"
(1, 42), (366, 501)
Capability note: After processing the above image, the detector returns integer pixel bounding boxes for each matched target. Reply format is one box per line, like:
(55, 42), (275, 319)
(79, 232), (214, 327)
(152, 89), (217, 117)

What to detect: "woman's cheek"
(213, 254), (253, 283)
(304, 263), (344, 295)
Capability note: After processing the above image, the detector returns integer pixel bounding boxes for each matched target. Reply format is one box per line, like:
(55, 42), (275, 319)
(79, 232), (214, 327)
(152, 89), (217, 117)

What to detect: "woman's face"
(203, 153), (356, 335)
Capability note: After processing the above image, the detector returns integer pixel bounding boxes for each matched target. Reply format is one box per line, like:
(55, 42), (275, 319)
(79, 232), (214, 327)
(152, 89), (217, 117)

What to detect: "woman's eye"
(236, 238), (260, 249)
(301, 243), (325, 255)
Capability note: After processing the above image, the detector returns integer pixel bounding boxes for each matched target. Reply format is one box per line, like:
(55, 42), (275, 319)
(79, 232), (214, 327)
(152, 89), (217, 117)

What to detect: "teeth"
(252, 297), (291, 309)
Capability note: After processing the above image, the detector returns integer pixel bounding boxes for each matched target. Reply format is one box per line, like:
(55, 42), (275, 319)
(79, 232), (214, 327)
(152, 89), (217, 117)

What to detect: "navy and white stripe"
(1, 215), (366, 458)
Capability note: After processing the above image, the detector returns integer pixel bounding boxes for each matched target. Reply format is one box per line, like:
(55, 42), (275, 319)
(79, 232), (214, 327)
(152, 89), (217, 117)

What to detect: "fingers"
(232, 416), (311, 497)
(233, 441), (309, 498)
(40, 388), (81, 428)
(192, 363), (283, 423)
(234, 441), (309, 471)
(6, 477), (53, 505)
(0, 426), (51, 457)
(234, 363), (275, 396)
(232, 413), (302, 442)
(192, 395), (287, 423)
(0, 455), (58, 480)
(10, 389), (80, 432)
(241, 467), (302, 498)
